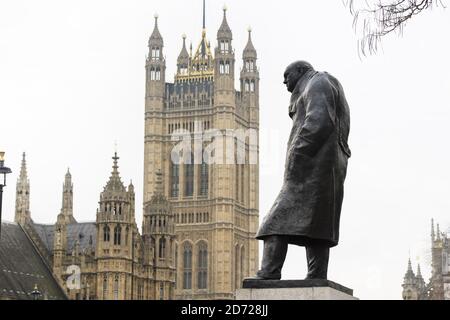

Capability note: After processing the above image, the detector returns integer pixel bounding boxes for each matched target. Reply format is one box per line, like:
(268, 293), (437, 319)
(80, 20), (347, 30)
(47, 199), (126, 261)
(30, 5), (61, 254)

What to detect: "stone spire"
(19, 152), (27, 182)
(177, 34), (190, 73)
(202, 0), (206, 30)
(431, 218), (435, 242)
(402, 257), (420, 300)
(416, 264), (424, 280)
(142, 169), (175, 299)
(243, 27), (257, 59)
(104, 152), (126, 192)
(178, 35), (189, 60)
(240, 27), (258, 96)
(60, 168), (76, 223)
(437, 223), (441, 240)
(15, 152), (31, 225)
(403, 258), (416, 285)
(217, 5), (232, 40)
(415, 263), (426, 296)
(149, 14), (163, 46)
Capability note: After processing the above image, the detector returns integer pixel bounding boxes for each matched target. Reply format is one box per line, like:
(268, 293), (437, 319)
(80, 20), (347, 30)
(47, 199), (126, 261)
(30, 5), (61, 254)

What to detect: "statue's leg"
(255, 235), (288, 280)
(305, 244), (330, 280)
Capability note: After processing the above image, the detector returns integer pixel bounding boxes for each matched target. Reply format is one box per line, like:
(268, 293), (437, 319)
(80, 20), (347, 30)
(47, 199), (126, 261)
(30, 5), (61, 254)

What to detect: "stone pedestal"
(236, 279), (358, 300)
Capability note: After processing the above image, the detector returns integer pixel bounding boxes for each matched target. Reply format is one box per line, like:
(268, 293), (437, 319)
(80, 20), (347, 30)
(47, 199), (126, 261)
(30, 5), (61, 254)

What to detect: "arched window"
(219, 61), (224, 74)
(225, 61), (230, 74)
(197, 242), (208, 289)
(156, 67), (161, 81)
(159, 238), (166, 259)
(183, 243), (192, 289)
(103, 226), (110, 242)
(114, 226), (121, 245)
(244, 80), (250, 92)
(152, 47), (160, 59)
(246, 60), (255, 72)
(170, 160), (179, 197)
(220, 40), (229, 53)
(185, 153), (194, 197)
(103, 274), (108, 299)
(200, 158), (208, 196)
(250, 80), (255, 92)
(125, 227), (129, 245)
(150, 67), (155, 81)
(159, 283), (164, 300)
(113, 274), (119, 300)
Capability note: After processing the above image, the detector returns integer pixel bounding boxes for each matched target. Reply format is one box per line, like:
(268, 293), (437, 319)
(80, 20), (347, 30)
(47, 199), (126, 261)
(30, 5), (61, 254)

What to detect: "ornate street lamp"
(0, 151), (12, 238)
(30, 284), (41, 300)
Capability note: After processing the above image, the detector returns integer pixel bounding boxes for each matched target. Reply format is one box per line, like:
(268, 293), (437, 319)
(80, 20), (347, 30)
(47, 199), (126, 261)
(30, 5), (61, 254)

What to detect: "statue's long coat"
(256, 71), (351, 247)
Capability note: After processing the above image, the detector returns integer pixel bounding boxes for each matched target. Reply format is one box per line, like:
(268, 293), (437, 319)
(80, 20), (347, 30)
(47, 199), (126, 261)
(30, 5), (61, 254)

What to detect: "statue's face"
(283, 67), (301, 93)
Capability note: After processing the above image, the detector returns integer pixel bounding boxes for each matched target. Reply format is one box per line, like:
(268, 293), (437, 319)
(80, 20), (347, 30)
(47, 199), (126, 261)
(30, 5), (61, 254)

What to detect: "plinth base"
(236, 279), (358, 300)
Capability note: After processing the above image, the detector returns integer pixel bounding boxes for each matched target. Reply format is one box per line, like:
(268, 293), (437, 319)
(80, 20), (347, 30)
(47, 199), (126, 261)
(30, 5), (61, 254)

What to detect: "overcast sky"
(1, 0), (449, 300)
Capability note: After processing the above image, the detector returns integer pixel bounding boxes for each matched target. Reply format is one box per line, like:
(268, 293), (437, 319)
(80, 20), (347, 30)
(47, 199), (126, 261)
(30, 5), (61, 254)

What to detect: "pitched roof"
(0, 222), (67, 300)
(217, 8), (232, 39)
(33, 222), (96, 253)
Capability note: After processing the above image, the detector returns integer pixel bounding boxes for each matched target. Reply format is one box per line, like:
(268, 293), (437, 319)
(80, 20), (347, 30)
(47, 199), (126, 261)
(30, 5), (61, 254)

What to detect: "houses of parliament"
(401, 220), (450, 300)
(0, 6), (259, 300)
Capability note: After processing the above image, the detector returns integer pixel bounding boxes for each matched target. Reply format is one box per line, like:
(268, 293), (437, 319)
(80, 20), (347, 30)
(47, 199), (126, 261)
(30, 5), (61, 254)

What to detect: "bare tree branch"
(343, 0), (446, 56)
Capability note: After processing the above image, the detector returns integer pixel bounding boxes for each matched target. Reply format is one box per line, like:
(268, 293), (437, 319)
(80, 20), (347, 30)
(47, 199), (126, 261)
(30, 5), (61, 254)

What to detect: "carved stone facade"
(144, 8), (259, 300)
(10, 7), (259, 301)
(14, 153), (175, 300)
(402, 219), (450, 300)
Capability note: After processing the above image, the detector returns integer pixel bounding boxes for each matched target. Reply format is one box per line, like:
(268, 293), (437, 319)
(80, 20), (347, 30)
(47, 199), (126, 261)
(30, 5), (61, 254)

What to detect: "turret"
(214, 6), (235, 93)
(59, 168), (76, 224)
(240, 27), (259, 128)
(142, 170), (176, 299)
(431, 219), (444, 285)
(95, 152), (137, 299)
(415, 264), (426, 294)
(14, 152), (31, 225)
(177, 35), (189, 75)
(53, 212), (68, 283)
(146, 14), (166, 105)
(240, 27), (259, 96)
(402, 258), (419, 300)
(144, 14), (167, 202)
(431, 218), (435, 242)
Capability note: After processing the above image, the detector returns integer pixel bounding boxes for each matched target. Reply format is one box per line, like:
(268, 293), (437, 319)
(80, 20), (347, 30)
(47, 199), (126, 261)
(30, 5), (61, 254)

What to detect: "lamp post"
(31, 284), (41, 300)
(0, 151), (12, 238)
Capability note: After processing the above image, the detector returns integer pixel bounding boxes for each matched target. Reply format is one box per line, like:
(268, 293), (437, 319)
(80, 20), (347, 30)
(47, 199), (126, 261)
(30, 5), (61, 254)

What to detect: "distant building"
(402, 219), (450, 300)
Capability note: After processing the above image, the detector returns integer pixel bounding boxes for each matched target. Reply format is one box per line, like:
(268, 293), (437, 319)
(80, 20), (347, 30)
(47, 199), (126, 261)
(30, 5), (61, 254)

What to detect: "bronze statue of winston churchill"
(253, 61), (351, 280)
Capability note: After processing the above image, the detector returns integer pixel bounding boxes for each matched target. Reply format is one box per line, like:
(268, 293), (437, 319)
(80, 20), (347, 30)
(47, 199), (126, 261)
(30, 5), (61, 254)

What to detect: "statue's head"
(283, 61), (314, 93)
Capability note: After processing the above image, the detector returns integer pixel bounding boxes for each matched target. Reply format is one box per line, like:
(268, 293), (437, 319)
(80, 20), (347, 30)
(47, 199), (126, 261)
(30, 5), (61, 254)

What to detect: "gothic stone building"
(402, 219), (450, 300)
(2, 152), (174, 300)
(0, 7), (259, 300)
(144, 8), (259, 300)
